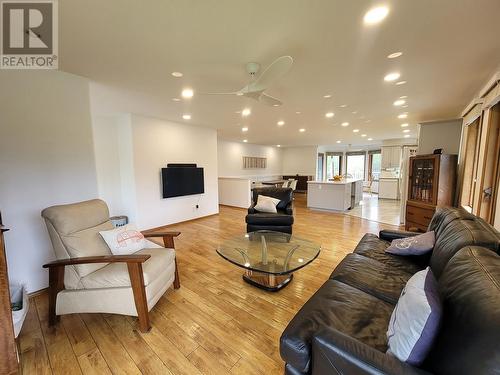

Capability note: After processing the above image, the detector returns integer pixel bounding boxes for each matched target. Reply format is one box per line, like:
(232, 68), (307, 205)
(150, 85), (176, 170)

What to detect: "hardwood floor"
(18, 194), (398, 375)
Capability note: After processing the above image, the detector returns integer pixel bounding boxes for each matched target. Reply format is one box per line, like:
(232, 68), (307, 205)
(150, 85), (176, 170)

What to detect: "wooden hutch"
(405, 154), (458, 232)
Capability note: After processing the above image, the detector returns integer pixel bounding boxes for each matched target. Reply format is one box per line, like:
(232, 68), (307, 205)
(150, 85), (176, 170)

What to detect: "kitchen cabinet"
(381, 146), (402, 169)
(379, 178), (400, 199)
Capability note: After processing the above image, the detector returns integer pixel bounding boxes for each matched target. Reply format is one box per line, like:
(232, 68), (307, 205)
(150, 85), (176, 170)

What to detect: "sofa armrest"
(379, 229), (420, 242)
(312, 329), (430, 375)
(285, 201), (294, 215)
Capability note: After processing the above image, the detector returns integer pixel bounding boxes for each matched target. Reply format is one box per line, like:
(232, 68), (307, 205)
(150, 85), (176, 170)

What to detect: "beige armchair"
(41, 199), (180, 332)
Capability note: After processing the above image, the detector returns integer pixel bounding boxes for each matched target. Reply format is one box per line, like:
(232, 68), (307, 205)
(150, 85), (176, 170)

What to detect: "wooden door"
(0, 225), (18, 375)
(477, 103), (500, 223)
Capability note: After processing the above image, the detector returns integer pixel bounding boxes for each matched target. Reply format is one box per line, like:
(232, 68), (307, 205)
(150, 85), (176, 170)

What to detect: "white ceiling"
(60, 0), (500, 147)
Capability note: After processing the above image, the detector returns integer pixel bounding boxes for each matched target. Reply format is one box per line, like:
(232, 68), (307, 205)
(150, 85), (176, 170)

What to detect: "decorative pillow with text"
(99, 223), (145, 255)
(386, 231), (435, 256)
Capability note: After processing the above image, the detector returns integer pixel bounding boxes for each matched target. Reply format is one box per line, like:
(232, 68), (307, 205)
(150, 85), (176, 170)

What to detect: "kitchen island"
(307, 179), (363, 211)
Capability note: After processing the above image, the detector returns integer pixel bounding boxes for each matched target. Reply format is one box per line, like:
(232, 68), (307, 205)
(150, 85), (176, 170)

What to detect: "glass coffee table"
(216, 231), (321, 291)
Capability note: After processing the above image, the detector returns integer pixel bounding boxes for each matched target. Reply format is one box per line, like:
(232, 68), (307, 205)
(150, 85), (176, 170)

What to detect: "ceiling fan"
(205, 55), (293, 107)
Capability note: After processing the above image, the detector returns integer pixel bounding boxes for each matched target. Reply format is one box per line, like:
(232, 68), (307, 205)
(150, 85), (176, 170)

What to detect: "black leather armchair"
(246, 187), (294, 234)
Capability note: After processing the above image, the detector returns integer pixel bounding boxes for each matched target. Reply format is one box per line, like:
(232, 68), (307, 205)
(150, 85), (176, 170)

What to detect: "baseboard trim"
(144, 212), (220, 232)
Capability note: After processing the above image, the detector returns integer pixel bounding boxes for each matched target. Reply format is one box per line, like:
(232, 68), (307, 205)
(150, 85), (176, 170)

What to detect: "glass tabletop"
(216, 231), (321, 275)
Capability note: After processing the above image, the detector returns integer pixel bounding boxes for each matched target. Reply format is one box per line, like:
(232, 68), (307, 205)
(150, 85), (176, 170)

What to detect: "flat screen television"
(161, 166), (204, 198)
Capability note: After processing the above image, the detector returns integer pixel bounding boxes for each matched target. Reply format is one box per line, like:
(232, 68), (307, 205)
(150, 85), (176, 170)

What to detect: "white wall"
(418, 119), (462, 155)
(131, 115), (219, 229)
(92, 114), (219, 230)
(0, 71), (98, 292)
(282, 146), (318, 176)
(217, 140), (283, 177)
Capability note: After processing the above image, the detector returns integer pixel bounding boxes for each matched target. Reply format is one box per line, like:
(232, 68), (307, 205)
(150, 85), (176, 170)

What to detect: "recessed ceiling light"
(387, 52), (403, 59)
(243, 139), (248, 143)
(242, 127), (248, 132)
(323, 94), (332, 98)
(404, 134), (410, 138)
(341, 122), (349, 127)
(403, 129), (410, 133)
(399, 95), (408, 99)
(325, 112), (335, 118)
(236, 92), (244, 96)
(361, 134), (367, 137)
(401, 123), (409, 127)
(172, 98), (180, 102)
(384, 72), (401, 82)
(368, 138), (373, 141)
(277, 120), (285, 126)
(181, 88), (194, 98)
(336, 140), (341, 144)
(242, 108), (251, 117)
(396, 81), (407, 85)
(353, 129), (360, 133)
(295, 111), (301, 114)
(398, 113), (408, 119)
(277, 144), (281, 147)
(171, 71), (183, 77)
(340, 104), (348, 108)
(393, 99), (406, 106)
(363, 6), (389, 25)
(299, 128), (306, 132)
(352, 111), (358, 114)
(402, 104), (408, 108)
(273, 104), (280, 107)
(182, 114), (191, 120)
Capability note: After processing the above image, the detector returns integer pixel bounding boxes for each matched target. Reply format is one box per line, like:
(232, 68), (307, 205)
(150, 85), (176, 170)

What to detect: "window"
(317, 153), (324, 181)
(326, 152), (342, 180)
(369, 151), (381, 180)
(346, 153), (366, 180)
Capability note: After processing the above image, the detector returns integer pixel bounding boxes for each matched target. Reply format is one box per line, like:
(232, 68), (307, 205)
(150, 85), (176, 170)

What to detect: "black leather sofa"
(280, 207), (500, 374)
(246, 187), (294, 234)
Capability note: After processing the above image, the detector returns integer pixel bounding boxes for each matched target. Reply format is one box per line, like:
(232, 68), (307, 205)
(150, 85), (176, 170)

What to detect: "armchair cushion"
(246, 212), (294, 226)
(61, 221), (114, 277)
(79, 247), (175, 289)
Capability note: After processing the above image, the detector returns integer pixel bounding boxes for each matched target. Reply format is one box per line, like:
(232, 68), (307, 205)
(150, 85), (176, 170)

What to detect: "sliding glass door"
(346, 152), (366, 180)
(325, 152), (342, 180)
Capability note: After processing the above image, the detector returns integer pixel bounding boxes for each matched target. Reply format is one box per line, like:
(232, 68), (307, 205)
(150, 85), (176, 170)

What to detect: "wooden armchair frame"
(42, 231), (180, 333)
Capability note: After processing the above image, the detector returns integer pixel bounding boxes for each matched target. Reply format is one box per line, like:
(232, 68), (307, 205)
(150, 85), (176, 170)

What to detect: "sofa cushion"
(79, 247), (175, 289)
(280, 279), (393, 373)
(330, 254), (413, 305)
(246, 212), (294, 226)
(430, 218), (500, 278)
(427, 206), (475, 236)
(424, 247), (500, 374)
(353, 233), (426, 275)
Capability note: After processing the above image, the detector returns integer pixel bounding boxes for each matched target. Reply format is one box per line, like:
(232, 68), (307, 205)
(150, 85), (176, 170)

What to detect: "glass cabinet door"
(410, 158), (435, 203)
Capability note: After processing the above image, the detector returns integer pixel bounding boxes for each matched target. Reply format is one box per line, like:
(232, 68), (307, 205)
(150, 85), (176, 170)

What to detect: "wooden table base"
(243, 270), (293, 292)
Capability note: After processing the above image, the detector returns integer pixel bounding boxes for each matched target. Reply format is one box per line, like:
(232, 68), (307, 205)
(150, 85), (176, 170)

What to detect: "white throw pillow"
(99, 224), (146, 255)
(387, 267), (442, 365)
(254, 195), (281, 213)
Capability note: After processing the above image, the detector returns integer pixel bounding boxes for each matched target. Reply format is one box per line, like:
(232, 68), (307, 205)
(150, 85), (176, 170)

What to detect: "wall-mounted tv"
(161, 164), (204, 198)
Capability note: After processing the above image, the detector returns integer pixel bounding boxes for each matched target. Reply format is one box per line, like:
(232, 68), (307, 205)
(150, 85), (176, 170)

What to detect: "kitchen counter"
(307, 179), (363, 211)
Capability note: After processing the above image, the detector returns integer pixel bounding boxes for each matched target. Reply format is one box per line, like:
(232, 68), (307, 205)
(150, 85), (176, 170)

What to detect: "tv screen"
(162, 167), (204, 198)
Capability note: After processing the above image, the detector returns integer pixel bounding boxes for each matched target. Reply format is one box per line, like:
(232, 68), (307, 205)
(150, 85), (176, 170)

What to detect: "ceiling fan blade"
(202, 91), (239, 95)
(259, 93), (283, 107)
(251, 56), (293, 92)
